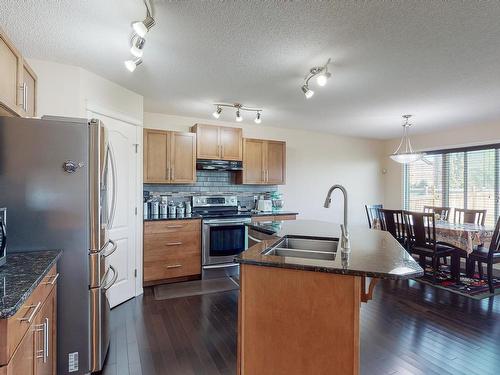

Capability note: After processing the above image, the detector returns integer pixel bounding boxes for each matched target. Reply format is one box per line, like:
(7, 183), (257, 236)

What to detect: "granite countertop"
(235, 220), (423, 280)
(144, 211), (298, 222)
(0, 250), (62, 319)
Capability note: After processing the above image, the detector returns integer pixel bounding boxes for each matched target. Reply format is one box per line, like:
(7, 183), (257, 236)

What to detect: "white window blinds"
(404, 145), (500, 226)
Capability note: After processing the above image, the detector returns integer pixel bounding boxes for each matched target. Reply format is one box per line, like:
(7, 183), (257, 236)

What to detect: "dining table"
(373, 218), (496, 280)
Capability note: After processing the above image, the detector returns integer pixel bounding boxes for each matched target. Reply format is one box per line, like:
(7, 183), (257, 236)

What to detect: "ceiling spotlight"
(254, 112), (262, 124)
(301, 58), (332, 98)
(236, 109), (243, 122)
(316, 71), (331, 86)
(130, 35), (146, 58)
(124, 58), (142, 72)
(301, 84), (314, 99)
(212, 106), (222, 119)
(132, 15), (155, 38)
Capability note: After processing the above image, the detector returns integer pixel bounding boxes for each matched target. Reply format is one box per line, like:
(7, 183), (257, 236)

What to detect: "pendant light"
(390, 115), (425, 164)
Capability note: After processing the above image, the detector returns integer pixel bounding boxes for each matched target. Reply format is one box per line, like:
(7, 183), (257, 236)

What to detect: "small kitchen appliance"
(257, 199), (273, 212)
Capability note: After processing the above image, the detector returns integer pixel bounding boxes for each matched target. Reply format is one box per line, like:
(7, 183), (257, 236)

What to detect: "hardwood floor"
(102, 279), (500, 375)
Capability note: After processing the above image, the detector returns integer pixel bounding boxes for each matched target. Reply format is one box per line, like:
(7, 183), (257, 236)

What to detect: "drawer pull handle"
(165, 242), (182, 246)
(166, 264), (182, 269)
(43, 273), (60, 285)
(18, 301), (41, 324)
(167, 225), (183, 228)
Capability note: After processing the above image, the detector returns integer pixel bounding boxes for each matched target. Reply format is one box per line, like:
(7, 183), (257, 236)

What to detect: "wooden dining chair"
(423, 206), (451, 221)
(379, 209), (405, 245)
(453, 208), (487, 225)
(365, 204), (383, 229)
(402, 211), (455, 282)
(467, 216), (500, 293)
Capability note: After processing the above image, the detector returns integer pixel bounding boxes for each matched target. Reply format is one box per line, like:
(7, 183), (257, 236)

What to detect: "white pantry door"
(88, 110), (138, 308)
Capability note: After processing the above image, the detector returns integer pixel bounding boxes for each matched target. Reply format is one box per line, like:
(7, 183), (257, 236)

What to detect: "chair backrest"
(365, 204), (383, 229)
(488, 216), (500, 256)
(423, 206), (451, 221)
(379, 209), (405, 242)
(453, 208), (487, 226)
(403, 211), (437, 251)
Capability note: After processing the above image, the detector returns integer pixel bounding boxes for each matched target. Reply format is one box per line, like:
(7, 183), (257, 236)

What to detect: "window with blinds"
(404, 144), (500, 226)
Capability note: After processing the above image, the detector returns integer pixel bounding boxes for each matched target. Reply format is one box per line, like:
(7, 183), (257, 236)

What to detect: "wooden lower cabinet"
(144, 219), (201, 285)
(0, 267), (58, 375)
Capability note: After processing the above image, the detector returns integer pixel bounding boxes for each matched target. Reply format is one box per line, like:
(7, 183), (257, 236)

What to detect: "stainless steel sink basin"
(264, 236), (338, 261)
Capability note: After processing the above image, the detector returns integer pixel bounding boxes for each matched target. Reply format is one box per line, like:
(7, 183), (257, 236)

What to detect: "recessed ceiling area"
(1, 1), (500, 139)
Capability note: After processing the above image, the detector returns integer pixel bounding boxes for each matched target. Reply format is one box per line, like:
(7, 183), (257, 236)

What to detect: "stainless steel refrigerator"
(0, 115), (118, 374)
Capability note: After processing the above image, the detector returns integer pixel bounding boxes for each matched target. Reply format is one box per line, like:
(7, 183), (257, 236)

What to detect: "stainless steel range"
(192, 195), (251, 279)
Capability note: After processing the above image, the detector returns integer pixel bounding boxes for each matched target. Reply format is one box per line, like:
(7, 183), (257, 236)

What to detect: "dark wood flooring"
(102, 279), (500, 375)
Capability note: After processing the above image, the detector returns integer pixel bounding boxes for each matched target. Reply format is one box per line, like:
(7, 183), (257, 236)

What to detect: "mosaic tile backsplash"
(144, 170), (278, 209)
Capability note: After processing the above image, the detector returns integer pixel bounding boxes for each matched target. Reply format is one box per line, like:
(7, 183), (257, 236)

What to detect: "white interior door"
(88, 110), (138, 308)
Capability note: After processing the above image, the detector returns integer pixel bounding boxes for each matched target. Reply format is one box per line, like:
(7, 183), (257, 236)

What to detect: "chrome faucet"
(324, 184), (350, 251)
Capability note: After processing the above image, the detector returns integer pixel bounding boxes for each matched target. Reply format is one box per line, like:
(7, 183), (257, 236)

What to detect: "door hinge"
(133, 144), (139, 154)
(134, 269), (138, 278)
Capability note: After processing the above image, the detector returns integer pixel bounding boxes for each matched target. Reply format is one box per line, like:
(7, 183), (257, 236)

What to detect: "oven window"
(209, 224), (246, 256)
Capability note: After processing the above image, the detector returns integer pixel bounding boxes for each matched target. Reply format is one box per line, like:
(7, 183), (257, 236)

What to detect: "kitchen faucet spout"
(324, 184), (350, 251)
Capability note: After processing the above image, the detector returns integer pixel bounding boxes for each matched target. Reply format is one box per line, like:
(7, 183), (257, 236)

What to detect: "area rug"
(153, 277), (239, 301)
(414, 264), (500, 300)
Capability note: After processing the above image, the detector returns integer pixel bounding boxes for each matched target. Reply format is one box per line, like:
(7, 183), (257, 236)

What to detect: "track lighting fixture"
(235, 109), (243, 122)
(130, 35), (146, 58)
(211, 103), (263, 124)
(212, 106), (222, 119)
(301, 58), (332, 98)
(124, 0), (155, 72)
(124, 58), (142, 72)
(254, 112), (262, 124)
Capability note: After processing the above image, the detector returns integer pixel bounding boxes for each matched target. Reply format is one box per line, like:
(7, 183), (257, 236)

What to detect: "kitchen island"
(235, 220), (423, 375)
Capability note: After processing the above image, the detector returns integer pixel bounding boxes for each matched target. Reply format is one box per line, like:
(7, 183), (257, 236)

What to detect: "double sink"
(264, 236), (339, 261)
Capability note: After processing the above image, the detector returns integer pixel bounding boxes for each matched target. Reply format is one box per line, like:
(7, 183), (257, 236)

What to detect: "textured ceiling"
(1, 1), (500, 139)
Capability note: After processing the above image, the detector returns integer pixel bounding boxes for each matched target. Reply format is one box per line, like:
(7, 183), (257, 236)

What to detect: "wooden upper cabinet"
(0, 29), (21, 116)
(144, 129), (169, 183)
(190, 124), (242, 161)
(170, 132), (196, 183)
(143, 128), (196, 184)
(238, 138), (286, 185)
(0, 26), (37, 117)
(242, 139), (265, 184)
(21, 62), (37, 117)
(266, 141), (286, 184)
(220, 126), (243, 161)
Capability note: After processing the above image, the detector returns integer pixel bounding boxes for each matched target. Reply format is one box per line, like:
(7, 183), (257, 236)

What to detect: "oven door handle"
(205, 221), (248, 227)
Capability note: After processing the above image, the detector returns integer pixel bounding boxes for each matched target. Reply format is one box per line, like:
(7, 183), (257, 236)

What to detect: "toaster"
(256, 199), (273, 212)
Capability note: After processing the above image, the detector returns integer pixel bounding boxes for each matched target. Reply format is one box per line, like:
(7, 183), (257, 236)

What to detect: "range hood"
(196, 159), (243, 171)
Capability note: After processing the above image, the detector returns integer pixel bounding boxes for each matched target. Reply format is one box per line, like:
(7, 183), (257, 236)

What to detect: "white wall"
(144, 112), (386, 226)
(27, 58), (143, 122)
(383, 121), (500, 209)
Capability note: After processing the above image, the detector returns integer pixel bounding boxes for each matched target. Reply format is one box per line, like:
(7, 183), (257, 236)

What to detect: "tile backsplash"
(144, 170), (278, 209)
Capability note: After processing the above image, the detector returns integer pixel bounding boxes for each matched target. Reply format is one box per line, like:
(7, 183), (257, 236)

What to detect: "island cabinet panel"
(191, 124), (243, 161)
(143, 129), (196, 184)
(143, 219), (201, 285)
(238, 138), (286, 185)
(238, 264), (360, 375)
(0, 265), (58, 375)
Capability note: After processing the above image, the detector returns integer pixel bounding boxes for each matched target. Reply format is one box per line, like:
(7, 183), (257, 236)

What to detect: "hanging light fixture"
(390, 115), (426, 164)
(211, 103), (263, 124)
(125, 0), (155, 72)
(254, 112), (262, 124)
(212, 106), (222, 119)
(300, 58), (332, 98)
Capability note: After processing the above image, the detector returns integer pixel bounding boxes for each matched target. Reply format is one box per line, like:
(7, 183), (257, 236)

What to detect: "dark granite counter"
(251, 211), (298, 217)
(0, 250), (62, 319)
(235, 220), (423, 280)
(144, 213), (203, 221)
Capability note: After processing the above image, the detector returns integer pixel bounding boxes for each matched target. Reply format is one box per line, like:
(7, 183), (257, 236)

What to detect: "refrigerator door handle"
(103, 265), (118, 291)
(107, 143), (118, 229)
(102, 239), (117, 258)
